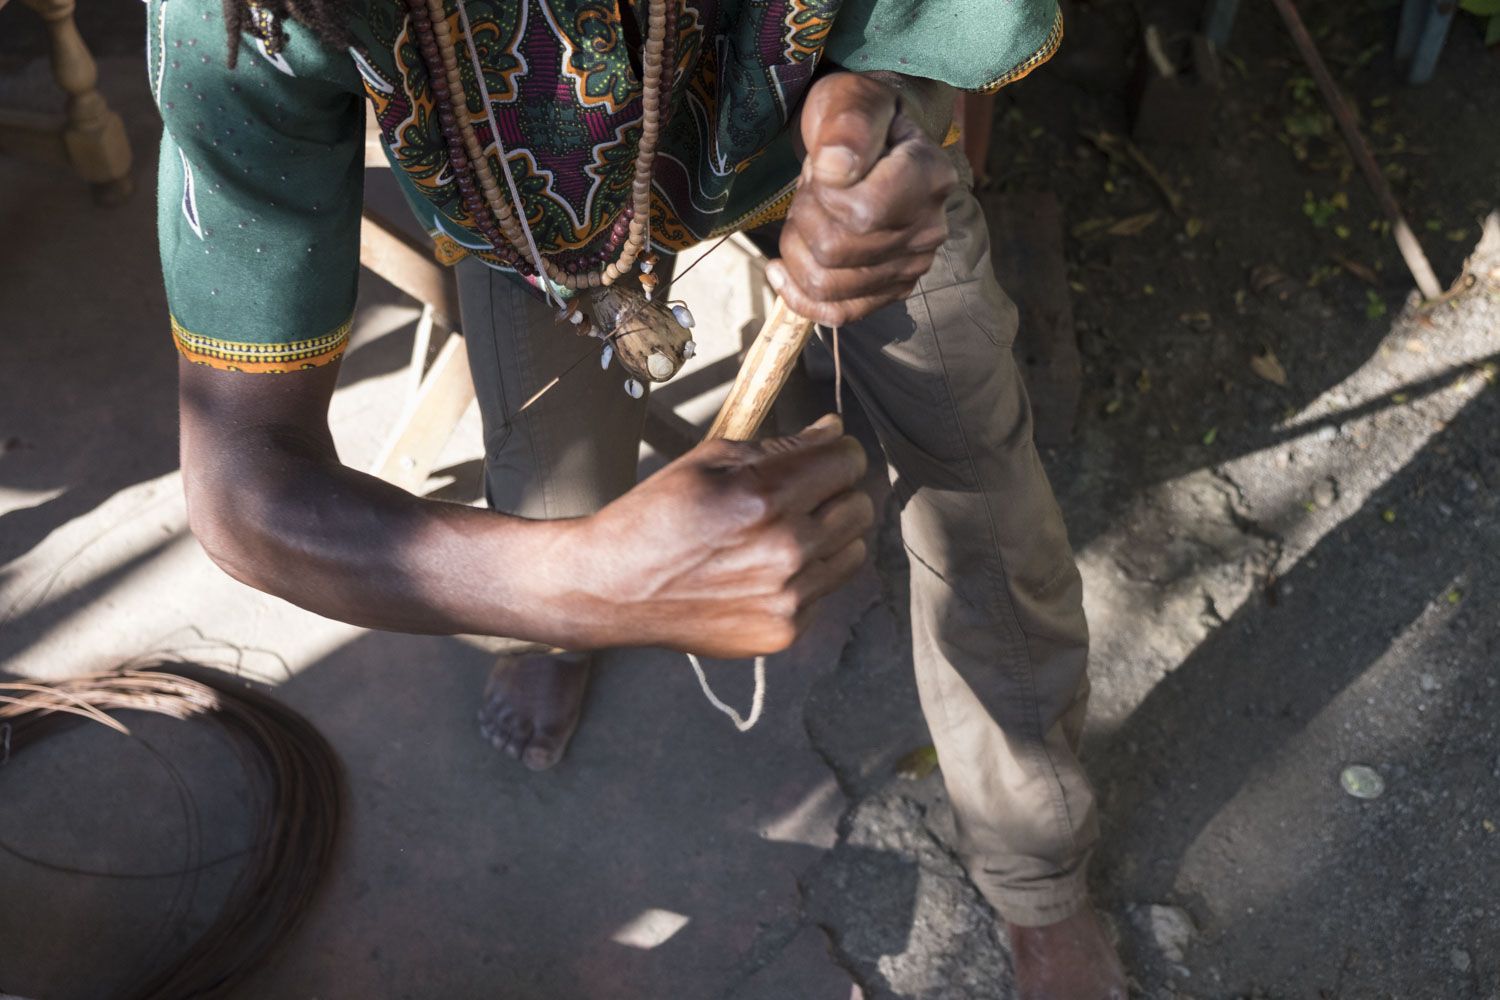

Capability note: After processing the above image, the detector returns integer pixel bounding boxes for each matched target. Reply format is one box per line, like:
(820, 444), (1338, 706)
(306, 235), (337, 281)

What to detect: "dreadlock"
(222, 0), (351, 69)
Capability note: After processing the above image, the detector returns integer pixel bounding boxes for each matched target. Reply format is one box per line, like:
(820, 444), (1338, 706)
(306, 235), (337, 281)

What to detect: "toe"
(501, 720), (534, 759)
(522, 743), (564, 771)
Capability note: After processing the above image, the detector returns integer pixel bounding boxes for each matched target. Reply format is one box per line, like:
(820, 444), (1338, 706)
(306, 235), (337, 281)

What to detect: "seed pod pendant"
(584, 281), (696, 387)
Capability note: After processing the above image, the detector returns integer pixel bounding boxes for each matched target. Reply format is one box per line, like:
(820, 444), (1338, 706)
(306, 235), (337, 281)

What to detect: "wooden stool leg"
(22, 0), (133, 204)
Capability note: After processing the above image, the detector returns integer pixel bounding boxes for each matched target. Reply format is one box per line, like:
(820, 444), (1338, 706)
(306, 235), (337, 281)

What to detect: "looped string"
(685, 654), (766, 732)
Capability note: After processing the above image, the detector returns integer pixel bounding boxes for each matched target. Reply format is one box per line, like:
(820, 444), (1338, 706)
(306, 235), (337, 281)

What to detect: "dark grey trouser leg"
(455, 258), (647, 521)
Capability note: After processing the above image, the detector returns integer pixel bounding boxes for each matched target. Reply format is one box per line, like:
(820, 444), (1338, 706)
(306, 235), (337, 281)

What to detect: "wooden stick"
(1267, 0), (1443, 301)
(705, 296), (817, 441)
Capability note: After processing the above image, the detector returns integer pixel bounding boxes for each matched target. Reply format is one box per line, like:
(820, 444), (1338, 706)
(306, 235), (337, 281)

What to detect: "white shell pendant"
(682, 339), (696, 359)
(647, 351), (675, 380)
(670, 303), (695, 329)
(624, 378), (645, 398)
(600, 342), (614, 369)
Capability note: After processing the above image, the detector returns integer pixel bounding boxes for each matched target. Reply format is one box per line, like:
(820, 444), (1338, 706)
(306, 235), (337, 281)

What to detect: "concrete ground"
(3, 5), (1500, 999)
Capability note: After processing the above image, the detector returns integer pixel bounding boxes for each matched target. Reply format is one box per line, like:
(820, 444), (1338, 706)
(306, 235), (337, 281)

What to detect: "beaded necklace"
(404, 0), (672, 298)
(402, 0), (697, 393)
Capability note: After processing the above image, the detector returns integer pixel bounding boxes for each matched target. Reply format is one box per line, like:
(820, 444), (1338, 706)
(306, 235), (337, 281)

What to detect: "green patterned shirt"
(150, 0), (1060, 370)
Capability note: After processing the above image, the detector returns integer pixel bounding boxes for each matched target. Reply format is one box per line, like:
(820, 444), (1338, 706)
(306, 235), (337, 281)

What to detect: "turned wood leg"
(21, 0), (133, 203)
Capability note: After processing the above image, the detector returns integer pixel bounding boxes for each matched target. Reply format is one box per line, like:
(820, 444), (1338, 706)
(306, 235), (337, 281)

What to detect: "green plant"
(1460, 0), (1500, 47)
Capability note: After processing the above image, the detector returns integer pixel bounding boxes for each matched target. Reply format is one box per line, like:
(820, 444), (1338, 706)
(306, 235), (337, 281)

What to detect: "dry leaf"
(1250, 349), (1289, 386)
(895, 745), (940, 780)
(1332, 253), (1378, 285)
(1070, 217), (1116, 239)
(1107, 211), (1160, 237)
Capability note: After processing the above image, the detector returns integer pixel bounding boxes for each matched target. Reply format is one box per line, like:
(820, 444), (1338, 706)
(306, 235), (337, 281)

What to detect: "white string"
(686, 654), (766, 732)
(683, 323), (839, 734)
(831, 325), (843, 416)
(817, 324), (845, 415)
(455, 0), (563, 311)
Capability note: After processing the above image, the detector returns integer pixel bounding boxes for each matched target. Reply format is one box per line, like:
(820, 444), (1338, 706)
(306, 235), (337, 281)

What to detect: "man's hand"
(556, 415), (874, 658)
(180, 359), (870, 658)
(766, 72), (958, 327)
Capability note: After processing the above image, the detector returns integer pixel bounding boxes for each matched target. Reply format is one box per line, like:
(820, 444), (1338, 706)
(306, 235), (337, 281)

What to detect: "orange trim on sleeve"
(171, 315), (352, 373)
(975, 8), (1064, 94)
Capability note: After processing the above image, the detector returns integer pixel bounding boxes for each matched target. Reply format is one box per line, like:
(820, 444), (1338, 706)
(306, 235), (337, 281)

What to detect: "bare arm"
(178, 357), (871, 657)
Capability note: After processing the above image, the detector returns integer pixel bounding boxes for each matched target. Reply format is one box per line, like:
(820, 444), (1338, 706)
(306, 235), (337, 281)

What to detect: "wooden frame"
(0, 0), (133, 204)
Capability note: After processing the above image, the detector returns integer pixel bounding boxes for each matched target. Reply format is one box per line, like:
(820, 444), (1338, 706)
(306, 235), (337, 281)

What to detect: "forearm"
(184, 424), (597, 648)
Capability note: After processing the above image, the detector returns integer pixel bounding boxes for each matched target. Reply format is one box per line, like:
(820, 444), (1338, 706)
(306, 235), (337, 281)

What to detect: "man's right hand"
(554, 414), (874, 658)
(180, 356), (869, 658)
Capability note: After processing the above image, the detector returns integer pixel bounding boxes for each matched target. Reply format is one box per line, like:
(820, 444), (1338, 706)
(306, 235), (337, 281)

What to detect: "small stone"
(1451, 948), (1471, 972)
(1313, 478), (1337, 508)
(1341, 765), (1385, 799)
(682, 339), (696, 359)
(1140, 905), (1195, 964)
(670, 303), (695, 328)
(1419, 673), (1440, 693)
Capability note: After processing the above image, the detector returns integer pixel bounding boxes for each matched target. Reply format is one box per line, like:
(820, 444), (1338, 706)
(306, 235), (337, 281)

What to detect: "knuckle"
(720, 471), (773, 522)
(803, 266), (834, 298)
(914, 224), (948, 252)
(808, 232), (841, 268)
(769, 532), (804, 576)
(901, 255), (933, 282)
(767, 588), (800, 625)
(846, 202), (878, 235)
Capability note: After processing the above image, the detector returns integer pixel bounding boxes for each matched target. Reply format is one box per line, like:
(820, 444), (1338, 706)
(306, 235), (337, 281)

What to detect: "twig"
(1267, 0), (1443, 300)
(1084, 130), (1185, 217)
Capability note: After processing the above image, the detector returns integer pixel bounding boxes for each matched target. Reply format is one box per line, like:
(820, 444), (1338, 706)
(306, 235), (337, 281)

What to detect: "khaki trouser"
(454, 159), (1098, 927)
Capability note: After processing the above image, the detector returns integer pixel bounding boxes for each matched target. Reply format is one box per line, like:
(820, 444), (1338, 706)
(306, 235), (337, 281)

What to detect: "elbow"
(182, 463), (277, 593)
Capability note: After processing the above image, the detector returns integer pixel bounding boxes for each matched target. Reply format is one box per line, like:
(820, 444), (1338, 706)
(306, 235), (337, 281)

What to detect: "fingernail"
(766, 263), (785, 290)
(813, 146), (858, 184)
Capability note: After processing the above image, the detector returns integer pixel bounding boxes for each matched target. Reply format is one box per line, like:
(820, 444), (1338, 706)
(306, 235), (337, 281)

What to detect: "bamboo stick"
(705, 296), (818, 442)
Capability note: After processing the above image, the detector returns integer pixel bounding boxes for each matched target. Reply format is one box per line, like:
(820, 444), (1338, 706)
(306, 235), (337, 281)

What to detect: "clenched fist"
(555, 414), (874, 658)
(766, 72), (958, 327)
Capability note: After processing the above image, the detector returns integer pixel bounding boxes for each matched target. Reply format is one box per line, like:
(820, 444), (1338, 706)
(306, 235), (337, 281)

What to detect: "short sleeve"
(150, 0), (364, 372)
(825, 0), (1062, 94)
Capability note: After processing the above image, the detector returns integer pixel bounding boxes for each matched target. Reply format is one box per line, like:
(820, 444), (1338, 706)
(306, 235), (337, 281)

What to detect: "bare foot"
(477, 650), (591, 771)
(1008, 903), (1127, 1000)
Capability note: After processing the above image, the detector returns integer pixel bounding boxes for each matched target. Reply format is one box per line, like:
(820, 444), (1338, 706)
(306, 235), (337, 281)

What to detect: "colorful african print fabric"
(152, 0), (1060, 370)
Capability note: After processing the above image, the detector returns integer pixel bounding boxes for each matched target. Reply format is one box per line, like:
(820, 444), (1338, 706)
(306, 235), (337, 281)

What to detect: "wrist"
(503, 512), (644, 651)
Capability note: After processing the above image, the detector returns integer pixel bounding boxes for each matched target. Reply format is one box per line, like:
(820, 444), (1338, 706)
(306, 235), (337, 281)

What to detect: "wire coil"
(0, 665), (342, 999)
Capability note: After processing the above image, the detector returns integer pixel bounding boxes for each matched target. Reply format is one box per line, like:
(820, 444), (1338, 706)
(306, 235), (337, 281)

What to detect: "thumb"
(800, 74), (898, 188)
(755, 413), (844, 458)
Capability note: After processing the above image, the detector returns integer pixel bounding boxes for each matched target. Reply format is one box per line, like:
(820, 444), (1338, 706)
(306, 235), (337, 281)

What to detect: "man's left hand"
(767, 72), (958, 327)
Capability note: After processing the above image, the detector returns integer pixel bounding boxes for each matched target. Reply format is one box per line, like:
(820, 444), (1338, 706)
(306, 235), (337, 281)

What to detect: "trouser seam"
(919, 244), (1079, 855)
